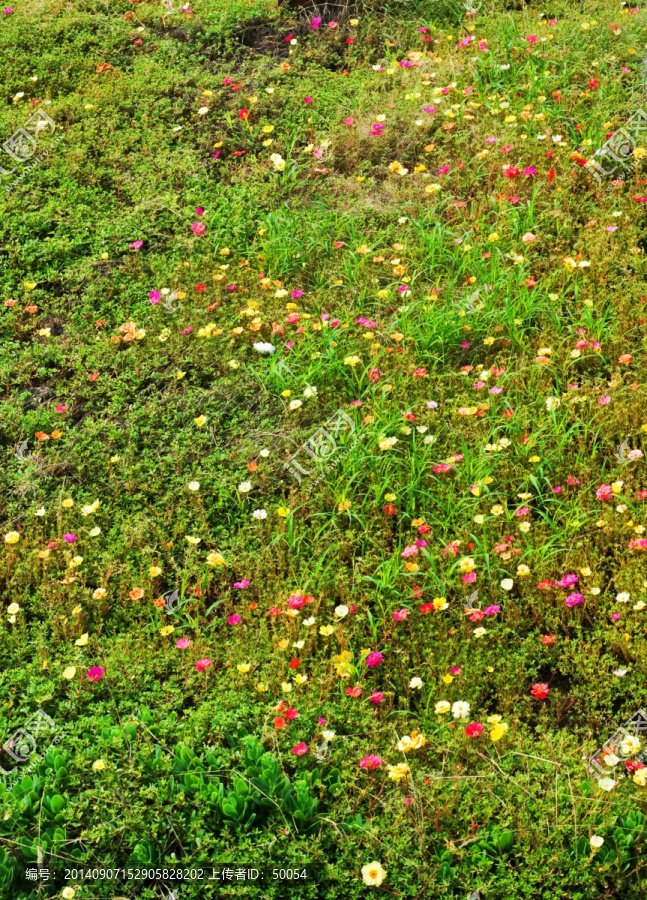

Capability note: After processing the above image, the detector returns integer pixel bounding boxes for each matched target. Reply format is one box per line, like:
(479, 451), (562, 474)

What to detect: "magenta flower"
(310, 16), (321, 28)
(292, 742), (308, 756)
(149, 290), (161, 303)
(63, 533), (77, 543)
(129, 241), (143, 250)
(195, 658), (212, 672)
(191, 222), (206, 236)
(393, 609), (409, 622)
(233, 579), (250, 589)
(370, 691), (385, 704)
(344, 117), (355, 126)
(360, 754), (383, 770)
(227, 614), (242, 625)
(304, 97), (313, 104)
(195, 206), (204, 215)
(365, 652), (383, 668)
(523, 166), (537, 177)
(565, 593), (584, 607)
(86, 666), (105, 682)
(176, 638), (191, 649)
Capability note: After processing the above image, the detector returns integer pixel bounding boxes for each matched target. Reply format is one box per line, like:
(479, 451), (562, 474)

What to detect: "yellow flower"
(236, 663), (251, 674)
(256, 682), (268, 692)
(207, 551), (225, 566)
(277, 506), (290, 518)
(148, 566), (162, 577)
(337, 499), (352, 512)
(75, 633), (89, 646)
(442, 674), (454, 684)
(62, 498), (74, 508)
(93, 588), (107, 599)
(361, 862), (386, 887)
(194, 415), (207, 427)
(160, 625), (175, 636)
(4, 532), (19, 544)
(319, 625), (335, 636)
(281, 681), (292, 693)
(378, 436), (398, 451)
(62, 666), (77, 680)
(490, 722), (509, 742)
(62, 889), (76, 900)
(344, 355), (361, 367)
(433, 597), (448, 610)
(92, 759), (106, 771)
(387, 763), (410, 781)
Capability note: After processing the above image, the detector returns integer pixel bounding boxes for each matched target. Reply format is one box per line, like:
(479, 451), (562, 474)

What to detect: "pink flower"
(465, 722), (484, 737)
(611, 613), (621, 621)
(292, 742), (309, 756)
(291, 289), (303, 298)
(483, 605), (500, 615)
(366, 651), (383, 668)
(346, 686), (362, 698)
(327, 20), (337, 28)
(86, 666), (105, 682)
(191, 222), (206, 236)
(360, 754), (383, 770)
(233, 579), (250, 589)
(393, 609), (409, 622)
(596, 484), (613, 501)
(344, 117), (355, 126)
(599, 395), (611, 406)
(129, 241), (143, 250)
(227, 614), (242, 625)
(462, 572), (477, 584)
(176, 638), (191, 649)
(195, 658), (212, 672)
(526, 34), (537, 42)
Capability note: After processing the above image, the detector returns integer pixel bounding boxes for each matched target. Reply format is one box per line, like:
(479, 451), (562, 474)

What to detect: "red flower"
(504, 166), (519, 178)
(195, 283), (206, 291)
(238, 109), (250, 120)
(384, 503), (397, 515)
(418, 524), (431, 535)
(546, 169), (556, 182)
(588, 78), (599, 89)
(541, 635), (556, 645)
(285, 707), (299, 720)
(273, 716), (286, 730)
(418, 602), (435, 615)
(289, 658), (300, 669)
(465, 722), (484, 738)
(531, 682), (550, 700)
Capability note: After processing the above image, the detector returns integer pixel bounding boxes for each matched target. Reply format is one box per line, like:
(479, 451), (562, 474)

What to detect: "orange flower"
(35, 431), (50, 440)
(281, 63), (290, 72)
(4, 299), (16, 307)
(51, 430), (62, 439)
(129, 587), (145, 601)
(619, 354), (633, 364)
(153, 597), (166, 609)
(25, 305), (38, 314)
(247, 461), (259, 472)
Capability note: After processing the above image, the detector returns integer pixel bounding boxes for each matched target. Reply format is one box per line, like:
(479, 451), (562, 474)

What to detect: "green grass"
(3, 0), (647, 896)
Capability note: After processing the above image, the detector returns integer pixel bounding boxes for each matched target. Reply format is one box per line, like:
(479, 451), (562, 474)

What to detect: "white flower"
(303, 386), (318, 398)
(253, 509), (267, 520)
(270, 153), (286, 172)
(289, 399), (303, 411)
(302, 616), (316, 627)
(616, 592), (630, 603)
(322, 729), (335, 741)
(452, 700), (470, 720)
(334, 605), (349, 618)
(238, 482), (252, 493)
(620, 735), (641, 757)
(590, 835), (604, 849)
(545, 397), (560, 411)
(473, 627), (487, 637)
(260, 449), (270, 457)
(361, 862), (386, 887)
(253, 342), (275, 354)
(36, 507), (46, 516)
(409, 677), (423, 689)
(501, 578), (514, 591)
(198, 106), (209, 115)
(597, 777), (616, 791)
(188, 481), (200, 491)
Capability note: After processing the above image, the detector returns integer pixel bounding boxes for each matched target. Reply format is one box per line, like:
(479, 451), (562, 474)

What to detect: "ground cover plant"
(3, 0), (647, 895)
